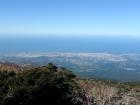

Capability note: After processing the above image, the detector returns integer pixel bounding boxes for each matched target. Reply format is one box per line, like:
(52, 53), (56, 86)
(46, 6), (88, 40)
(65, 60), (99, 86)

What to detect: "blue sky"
(0, 0), (140, 37)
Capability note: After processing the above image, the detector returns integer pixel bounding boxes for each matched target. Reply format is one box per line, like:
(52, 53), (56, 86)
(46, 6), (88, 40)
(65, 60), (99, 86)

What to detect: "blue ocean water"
(0, 35), (140, 53)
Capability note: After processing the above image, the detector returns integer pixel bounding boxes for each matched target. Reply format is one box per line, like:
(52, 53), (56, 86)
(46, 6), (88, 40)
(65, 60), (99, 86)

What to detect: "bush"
(0, 63), (81, 105)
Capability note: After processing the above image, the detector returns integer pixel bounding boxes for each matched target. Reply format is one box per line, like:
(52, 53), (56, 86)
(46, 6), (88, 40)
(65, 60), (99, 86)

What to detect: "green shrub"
(0, 63), (81, 105)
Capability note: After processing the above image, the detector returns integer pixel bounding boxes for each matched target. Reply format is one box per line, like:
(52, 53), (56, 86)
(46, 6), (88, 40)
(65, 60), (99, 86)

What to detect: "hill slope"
(0, 63), (139, 105)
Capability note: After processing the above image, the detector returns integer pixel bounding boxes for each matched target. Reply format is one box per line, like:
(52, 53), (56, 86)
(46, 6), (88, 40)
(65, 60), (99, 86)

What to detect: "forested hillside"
(0, 63), (80, 105)
(0, 63), (139, 105)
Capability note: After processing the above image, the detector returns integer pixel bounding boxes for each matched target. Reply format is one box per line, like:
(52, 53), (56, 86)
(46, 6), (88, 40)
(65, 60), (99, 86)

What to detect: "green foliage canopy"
(0, 63), (80, 105)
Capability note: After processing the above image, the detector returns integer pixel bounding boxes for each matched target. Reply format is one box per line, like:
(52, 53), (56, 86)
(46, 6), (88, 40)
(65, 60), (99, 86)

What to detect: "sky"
(0, 0), (140, 53)
(0, 0), (140, 37)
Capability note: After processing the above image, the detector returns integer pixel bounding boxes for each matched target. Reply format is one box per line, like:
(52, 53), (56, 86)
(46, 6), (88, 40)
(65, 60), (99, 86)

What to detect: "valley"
(0, 52), (140, 82)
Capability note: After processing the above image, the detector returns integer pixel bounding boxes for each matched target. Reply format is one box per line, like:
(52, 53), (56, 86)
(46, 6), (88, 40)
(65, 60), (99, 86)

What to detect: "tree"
(1, 63), (81, 105)
(46, 63), (57, 72)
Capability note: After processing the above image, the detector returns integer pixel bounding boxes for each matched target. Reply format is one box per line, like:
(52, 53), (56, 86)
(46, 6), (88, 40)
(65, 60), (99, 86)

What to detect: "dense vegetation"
(0, 63), (80, 105)
(0, 63), (140, 105)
